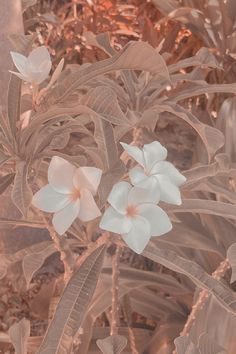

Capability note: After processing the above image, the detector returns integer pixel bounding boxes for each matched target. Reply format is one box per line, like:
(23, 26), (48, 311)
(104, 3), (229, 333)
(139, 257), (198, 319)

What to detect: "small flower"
(10, 46), (52, 84)
(99, 181), (172, 254)
(120, 141), (186, 205)
(32, 156), (102, 235)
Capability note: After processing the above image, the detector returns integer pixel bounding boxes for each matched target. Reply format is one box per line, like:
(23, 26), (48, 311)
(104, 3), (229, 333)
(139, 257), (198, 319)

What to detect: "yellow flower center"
(70, 188), (81, 202)
(126, 205), (138, 218)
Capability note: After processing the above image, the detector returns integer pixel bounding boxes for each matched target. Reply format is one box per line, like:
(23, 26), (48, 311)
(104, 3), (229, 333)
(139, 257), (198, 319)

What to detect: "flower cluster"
(32, 141), (186, 254)
(99, 141), (186, 253)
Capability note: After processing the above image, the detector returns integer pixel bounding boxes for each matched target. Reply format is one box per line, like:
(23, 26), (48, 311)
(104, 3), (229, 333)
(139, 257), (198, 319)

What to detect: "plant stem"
(110, 245), (121, 336)
(180, 258), (230, 337)
(36, 209), (74, 279)
(123, 295), (139, 354)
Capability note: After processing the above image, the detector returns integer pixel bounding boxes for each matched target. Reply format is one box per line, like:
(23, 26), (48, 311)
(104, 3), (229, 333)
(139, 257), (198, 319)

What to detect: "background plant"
(0, 1), (236, 353)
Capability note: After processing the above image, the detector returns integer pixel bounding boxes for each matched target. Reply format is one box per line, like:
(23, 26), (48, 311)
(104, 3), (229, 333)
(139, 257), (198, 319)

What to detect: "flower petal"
(129, 166), (146, 185)
(52, 200), (80, 235)
(120, 142), (144, 167)
(143, 141), (167, 172)
(122, 216), (150, 254)
(32, 184), (70, 212)
(100, 206), (132, 234)
(78, 189), (101, 222)
(107, 181), (131, 214)
(138, 204), (172, 236)
(10, 52), (28, 77)
(151, 161), (186, 186)
(48, 156), (76, 193)
(28, 46), (51, 71)
(156, 175), (182, 205)
(128, 180), (160, 206)
(9, 70), (29, 82)
(73, 167), (102, 195)
(28, 46), (52, 84)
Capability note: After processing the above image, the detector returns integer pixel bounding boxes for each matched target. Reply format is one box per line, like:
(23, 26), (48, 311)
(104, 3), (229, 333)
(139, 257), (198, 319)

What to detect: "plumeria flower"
(10, 46), (52, 85)
(120, 141), (186, 205)
(32, 156), (102, 235)
(100, 181), (172, 254)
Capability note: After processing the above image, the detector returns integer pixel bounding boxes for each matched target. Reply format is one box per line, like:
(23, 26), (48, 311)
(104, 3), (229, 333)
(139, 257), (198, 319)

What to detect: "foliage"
(1, 0), (236, 353)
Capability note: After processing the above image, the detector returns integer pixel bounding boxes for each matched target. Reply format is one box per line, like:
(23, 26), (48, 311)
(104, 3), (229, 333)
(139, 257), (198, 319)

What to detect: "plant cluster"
(1, 0), (236, 353)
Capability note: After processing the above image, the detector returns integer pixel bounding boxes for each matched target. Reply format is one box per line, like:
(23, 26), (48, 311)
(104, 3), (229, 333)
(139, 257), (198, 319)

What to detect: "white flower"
(10, 46), (52, 84)
(99, 181), (172, 254)
(32, 156), (102, 235)
(120, 141), (186, 205)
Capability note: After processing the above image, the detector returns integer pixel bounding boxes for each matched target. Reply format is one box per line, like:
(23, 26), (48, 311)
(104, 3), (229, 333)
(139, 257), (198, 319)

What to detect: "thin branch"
(180, 258), (230, 337)
(110, 245), (121, 336)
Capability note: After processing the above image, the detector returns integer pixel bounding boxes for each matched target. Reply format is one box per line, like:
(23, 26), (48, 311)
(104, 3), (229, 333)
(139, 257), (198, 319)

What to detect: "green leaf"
(37, 244), (106, 354)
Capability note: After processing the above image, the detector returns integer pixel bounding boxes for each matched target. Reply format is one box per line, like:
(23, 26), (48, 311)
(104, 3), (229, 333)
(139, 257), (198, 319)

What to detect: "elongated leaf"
(8, 318), (30, 354)
(183, 154), (230, 188)
(50, 41), (170, 103)
(0, 173), (15, 194)
(151, 0), (179, 15)
(97, 335), (127, 354)
(217, 97), (236, 162)
(94, 119), (118, 170)
(142, 243), (236, 314)
(84, 31), (116, 56)
(23, 243), (56, 289)
(166, 199), (236, 220)
(80, 86), (130, 126)
(98, 160), (126, 207)
(37, 244), (106, 354)
(171, 82), (236, 102)
(157, 102), (224, 160)
(168, 47), (221, 73)
(11, 161), (33, 217)
(0, 150), (9, 166)
(227, 243), (236, 283)
(102, 265), (187, 294)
